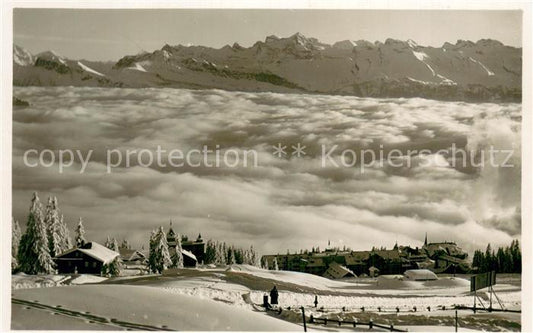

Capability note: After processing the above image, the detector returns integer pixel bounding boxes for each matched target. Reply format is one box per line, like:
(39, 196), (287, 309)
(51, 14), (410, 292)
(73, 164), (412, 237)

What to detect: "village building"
(119, 247), (147, 267)
(323, 262), (357, 279)
(261, 234), (470, 279)
(166, 222), (206, 267)
(55, 242), (119, 274)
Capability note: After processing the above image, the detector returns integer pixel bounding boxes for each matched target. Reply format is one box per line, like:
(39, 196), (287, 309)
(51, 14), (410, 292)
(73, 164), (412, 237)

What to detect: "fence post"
(390, 324), (394, 331)
(309, 314), (314, 324)
(455, 309), (458, 332)
(369, 319), (373, 329)
(300, 307), (307, 332)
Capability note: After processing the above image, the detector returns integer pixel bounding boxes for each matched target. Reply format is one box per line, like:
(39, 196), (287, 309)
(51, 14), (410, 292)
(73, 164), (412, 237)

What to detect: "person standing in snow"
(270, 285), (279, 305)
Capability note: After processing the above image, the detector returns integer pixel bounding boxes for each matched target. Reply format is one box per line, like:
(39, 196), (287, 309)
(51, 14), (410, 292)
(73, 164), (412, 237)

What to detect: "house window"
(92, 262), (97, 268)
(85, 262), (89, 268)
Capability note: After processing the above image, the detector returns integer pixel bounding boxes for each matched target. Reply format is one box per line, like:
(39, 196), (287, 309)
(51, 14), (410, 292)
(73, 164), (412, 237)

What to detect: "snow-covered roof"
(181, 249), (197, 261)
(404, 269), (438, 281)
(57, 242), (119, 264)
(323, 262), (357, 279)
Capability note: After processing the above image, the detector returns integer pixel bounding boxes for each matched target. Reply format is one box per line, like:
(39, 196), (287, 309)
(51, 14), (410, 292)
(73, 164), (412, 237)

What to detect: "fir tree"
(75, 217), (87, 247)
(148, 227), (172, 273)
(104, 235), (113, 249)
(45, 197), (69, 257)
(272, 257), (279, 271)
(120, 239), (130, 249)
(59, 215), (72, 249)
(17, 192), (55, 274)
(172, 233), (184, 268)
(102, 239), (122, 277)
(12, 219), (22, 272)
(204, 240), (217, 264)
(228, 247), (236, 265)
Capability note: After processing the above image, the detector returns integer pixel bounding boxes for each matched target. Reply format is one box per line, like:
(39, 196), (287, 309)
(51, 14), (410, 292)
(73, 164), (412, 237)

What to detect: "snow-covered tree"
(12, 219), (22, 272)
(249, 245), (259, 267)
(112, 238), (119, 252)
(17, 192), (55, 274)
(74, 217), (86, 247)
(120, 239), (130, 249)
(45, 196), (70, 257)
(171, 233), (184, 268)
(102, 256), (121, 277)
(272, 257), (279, 271)
(104, 235), (112, 249)
(102, 237), (122, 277)
(204, 240), (217, 264)
(215, 242), (226, 265)
(59, 215), (72, 249)
(148, 227), (172, 273)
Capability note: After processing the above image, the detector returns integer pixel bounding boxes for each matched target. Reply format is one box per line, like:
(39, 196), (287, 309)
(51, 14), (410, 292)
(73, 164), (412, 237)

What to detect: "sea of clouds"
(12, 87), (521, 254)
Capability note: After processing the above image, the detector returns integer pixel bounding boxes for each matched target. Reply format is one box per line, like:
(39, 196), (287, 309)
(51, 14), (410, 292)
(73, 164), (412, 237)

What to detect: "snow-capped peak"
(407, 39), (418, 48)
(36, 50), (67, 65)
(333, 40), (357, 50)
(13, 44), (34, 66)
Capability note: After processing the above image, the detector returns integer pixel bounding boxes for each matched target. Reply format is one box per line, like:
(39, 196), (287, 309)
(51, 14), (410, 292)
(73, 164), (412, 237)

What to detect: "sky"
(13, 9), (522, 61)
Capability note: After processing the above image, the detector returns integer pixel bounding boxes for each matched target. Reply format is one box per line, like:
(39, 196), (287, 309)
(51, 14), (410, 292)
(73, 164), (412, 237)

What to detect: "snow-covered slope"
(13, 34), (522, 101)
(12, 284), (301, 331)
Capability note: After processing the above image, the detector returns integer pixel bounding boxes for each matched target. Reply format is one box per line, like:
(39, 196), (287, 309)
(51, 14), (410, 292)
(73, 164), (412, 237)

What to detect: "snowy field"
(12, 265), (521, 331)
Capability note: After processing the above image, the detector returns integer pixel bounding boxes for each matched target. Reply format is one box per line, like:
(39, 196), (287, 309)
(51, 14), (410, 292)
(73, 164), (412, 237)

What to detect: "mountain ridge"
(13, 33), (522, 102)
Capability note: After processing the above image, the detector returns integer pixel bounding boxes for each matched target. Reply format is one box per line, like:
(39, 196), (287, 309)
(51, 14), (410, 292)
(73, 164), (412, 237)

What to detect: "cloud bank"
(12, 87), (521, 254)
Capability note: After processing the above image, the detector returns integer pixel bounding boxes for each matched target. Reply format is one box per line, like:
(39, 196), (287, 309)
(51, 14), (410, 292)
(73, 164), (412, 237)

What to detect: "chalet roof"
(323, 262), (357, 279)
(57, 242), (119, 264)
(119, 248), (146, 261)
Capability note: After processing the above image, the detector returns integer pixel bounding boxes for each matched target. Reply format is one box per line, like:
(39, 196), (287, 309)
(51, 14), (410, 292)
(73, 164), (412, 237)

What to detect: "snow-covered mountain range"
(13, 33), (522, 101)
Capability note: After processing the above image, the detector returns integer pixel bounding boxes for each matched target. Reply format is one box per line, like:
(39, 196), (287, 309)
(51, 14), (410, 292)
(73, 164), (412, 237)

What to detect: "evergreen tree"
(228, 247), (236, 265)
(472, 249), (484, 270)
(75, 217), (87, 247)
(59, 215), (72, 249)
(104, 235), (113, 249)
(12, 219), (22, 272)
(112, 238), (119, 252)
(120, 239), (130, 249)
(215, 242), (226, 265)
(148, 227), (172, 273)
(102, 256), (121, 277)
(250, 246), (258, 267)
(102, 238), (122, 277)
(204, 240), (217, 264)
(17, 192), (55, 274)
(272, 257), (279, 271)
(171, 233), (184, 268)
(510, 239), (521, 273)
(45, 197), (69, 257)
